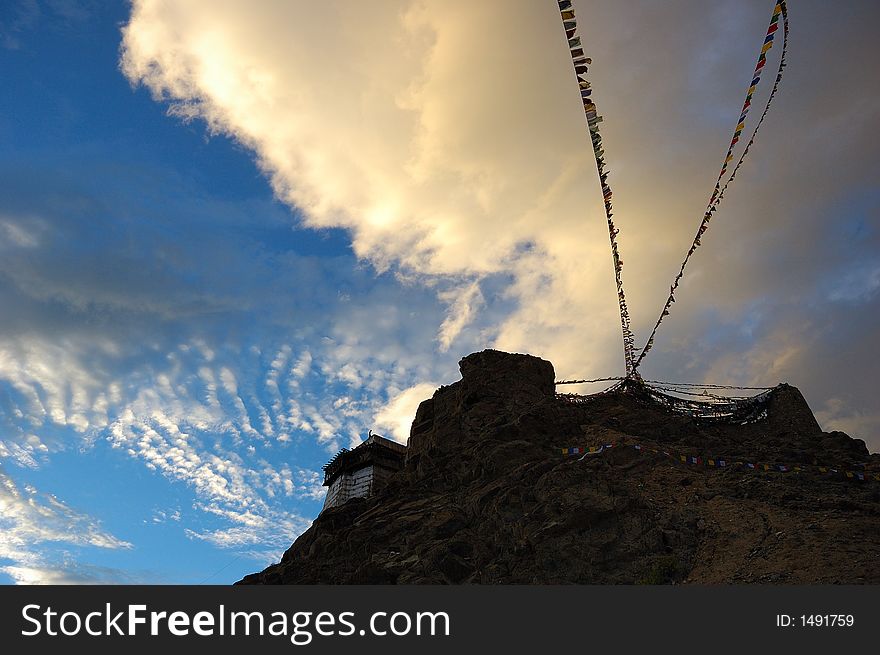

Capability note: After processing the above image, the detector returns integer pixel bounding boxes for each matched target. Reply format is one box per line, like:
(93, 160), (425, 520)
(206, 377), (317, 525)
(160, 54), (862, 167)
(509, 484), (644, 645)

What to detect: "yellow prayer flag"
(736, 121), (745, 132)
(846, 472), (854, 478)
(761, 41), (774, 54)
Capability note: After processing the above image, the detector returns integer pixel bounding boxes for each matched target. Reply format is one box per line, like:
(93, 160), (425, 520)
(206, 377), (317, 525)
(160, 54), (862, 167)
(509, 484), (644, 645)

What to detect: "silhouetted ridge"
(239, 350), (878, 585)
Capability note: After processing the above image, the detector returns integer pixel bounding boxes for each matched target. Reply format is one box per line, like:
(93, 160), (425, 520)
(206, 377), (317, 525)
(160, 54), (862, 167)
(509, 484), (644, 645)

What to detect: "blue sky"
(1, 0), (878, 584)
(0, 0), (461, 583)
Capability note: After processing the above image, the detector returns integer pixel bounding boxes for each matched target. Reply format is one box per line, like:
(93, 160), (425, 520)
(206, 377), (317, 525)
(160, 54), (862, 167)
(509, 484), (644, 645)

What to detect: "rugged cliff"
(239, 350), (880, 584)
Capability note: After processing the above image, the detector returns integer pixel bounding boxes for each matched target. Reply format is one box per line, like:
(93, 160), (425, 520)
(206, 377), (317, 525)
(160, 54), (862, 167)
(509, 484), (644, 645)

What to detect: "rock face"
(239, 350), (880, 584)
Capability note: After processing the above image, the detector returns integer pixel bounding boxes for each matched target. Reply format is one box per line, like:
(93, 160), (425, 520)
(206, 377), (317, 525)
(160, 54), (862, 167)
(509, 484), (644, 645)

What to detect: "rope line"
(640, 379), (773, 391)
(557, 0), (636, 376)
(556, 377), (772, 391)
(633, 1), (789, 371)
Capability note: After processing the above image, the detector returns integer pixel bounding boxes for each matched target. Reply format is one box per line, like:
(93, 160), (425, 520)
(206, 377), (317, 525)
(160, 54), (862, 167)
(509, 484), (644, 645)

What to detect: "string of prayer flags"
(632, 1), (789, 372)
(557, 0), (636, 376)
(561, 445), (606, 456)
(561, 440), (879, 484)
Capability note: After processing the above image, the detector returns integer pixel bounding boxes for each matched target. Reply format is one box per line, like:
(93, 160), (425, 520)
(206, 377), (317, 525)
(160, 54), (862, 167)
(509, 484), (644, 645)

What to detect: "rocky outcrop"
(239, 350), (879, 585)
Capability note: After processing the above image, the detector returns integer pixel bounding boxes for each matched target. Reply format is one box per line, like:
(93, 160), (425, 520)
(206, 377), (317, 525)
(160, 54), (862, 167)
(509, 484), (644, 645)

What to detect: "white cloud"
(373, 382), (437, 443)
(0, 466), (132, 584)
(0, 215), (43, 248)
(1, 564), (147, 585)
(119, 0), (623, 381)
(184, 511), (310, 564)
(117, 0), (880, 453)
(436, 281), (484, 352)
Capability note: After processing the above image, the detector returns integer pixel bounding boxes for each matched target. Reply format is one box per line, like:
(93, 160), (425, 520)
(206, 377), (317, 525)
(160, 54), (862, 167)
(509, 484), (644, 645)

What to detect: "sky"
(0, 0), (877, 584)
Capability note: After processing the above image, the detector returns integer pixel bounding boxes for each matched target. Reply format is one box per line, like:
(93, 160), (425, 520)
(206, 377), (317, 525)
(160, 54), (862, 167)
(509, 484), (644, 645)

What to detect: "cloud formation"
(0, 158), (458, 572)
(120, 0), (880, 450)
(0, 465), (132, 584)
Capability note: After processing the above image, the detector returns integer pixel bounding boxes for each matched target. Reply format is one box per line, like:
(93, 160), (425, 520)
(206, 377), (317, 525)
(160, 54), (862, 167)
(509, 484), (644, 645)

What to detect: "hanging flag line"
(555, 377), (625, 385)
(555, 377), (773, 391)
(640, 379), (773, 391)
(644, 384), (761, 402)
(557, 0), (636, 376)
(633, 1), (789, 371)
(560, 439), (877, 483)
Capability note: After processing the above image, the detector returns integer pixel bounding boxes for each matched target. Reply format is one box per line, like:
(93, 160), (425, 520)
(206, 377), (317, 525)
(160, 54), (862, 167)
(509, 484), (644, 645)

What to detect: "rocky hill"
(239, 350), (880, 584)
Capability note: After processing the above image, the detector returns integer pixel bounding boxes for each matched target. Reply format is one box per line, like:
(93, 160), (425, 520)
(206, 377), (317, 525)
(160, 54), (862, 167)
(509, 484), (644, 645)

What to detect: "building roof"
(322, 434), (406, 486)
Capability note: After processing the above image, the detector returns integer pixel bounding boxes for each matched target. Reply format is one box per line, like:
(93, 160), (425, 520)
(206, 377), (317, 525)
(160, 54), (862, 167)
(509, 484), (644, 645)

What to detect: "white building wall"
(322, 465), (375, 511)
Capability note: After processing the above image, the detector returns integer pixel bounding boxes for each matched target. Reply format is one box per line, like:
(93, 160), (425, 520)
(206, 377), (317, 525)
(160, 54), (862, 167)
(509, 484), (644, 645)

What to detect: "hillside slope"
(239, 350), (879, 584)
